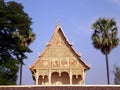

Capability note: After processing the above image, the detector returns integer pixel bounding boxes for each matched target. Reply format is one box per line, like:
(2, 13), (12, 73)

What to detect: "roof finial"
(57, 19), (61, 26)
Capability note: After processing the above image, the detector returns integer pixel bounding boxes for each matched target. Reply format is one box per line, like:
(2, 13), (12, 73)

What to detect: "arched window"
(51, 72), (60, 85)
(61, 72), (70, 84)
(72, 75), (82, 84)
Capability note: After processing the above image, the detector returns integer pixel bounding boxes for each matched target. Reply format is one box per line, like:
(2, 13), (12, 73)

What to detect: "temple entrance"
(51, 72), (70, 85)
(51, 72), (61, 85)
(61, 72), (70, 84)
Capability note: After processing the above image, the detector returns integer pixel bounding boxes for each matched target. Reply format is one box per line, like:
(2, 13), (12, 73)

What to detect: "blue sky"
(6, 0), (120, 85)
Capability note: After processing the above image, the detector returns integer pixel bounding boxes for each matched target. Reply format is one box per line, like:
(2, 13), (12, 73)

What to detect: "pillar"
(82, 69), (85, 85)
(49, 69), (51, 85)
(36, 70), (39, 85)
(70, 69), (72, 85)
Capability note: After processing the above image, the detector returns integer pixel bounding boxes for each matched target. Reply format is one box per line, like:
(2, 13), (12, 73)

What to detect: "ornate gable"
(30, 24), (89, 70)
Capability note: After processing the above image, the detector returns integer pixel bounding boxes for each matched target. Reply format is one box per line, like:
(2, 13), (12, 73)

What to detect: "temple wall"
(0, 85), (120, 90)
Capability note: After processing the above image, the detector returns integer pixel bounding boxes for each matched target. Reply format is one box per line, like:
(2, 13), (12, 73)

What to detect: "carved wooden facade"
(30, 24), (90, 85)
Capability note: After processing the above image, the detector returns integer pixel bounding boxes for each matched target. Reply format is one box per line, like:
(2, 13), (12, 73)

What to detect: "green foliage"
(0, 56), (19, 85)
(0, 0), (35, 85)
(91, 18), (119, 55)
(113, 65), (120, 85)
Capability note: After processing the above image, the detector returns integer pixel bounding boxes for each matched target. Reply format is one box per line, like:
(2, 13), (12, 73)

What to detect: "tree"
(19, 30), (35, 85)
(0, 0), (35, 85)
(113, 65), (120, 84)
(91, 17), (119, 84)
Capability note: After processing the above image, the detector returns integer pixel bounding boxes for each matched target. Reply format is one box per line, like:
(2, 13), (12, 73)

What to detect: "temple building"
(30, 24), (90, 85)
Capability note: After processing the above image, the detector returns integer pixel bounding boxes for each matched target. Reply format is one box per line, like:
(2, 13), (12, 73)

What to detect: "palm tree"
(19, 30), (35, 85)
(91, 18), (119, 84)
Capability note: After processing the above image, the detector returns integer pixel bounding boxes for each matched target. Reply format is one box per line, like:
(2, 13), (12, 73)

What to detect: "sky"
(6, 0), (120, 85)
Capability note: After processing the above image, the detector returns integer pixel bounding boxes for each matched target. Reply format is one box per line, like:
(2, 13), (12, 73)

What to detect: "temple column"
(82, 69), (85, 85)
(70, 69), (72, 85)
(49, 69), (51, 85)
(36, 70), (39, 85)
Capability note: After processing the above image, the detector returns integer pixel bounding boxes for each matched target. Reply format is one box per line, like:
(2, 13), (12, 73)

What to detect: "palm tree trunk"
(19, 63), (22, 85)
(105, 53), (110, 84)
